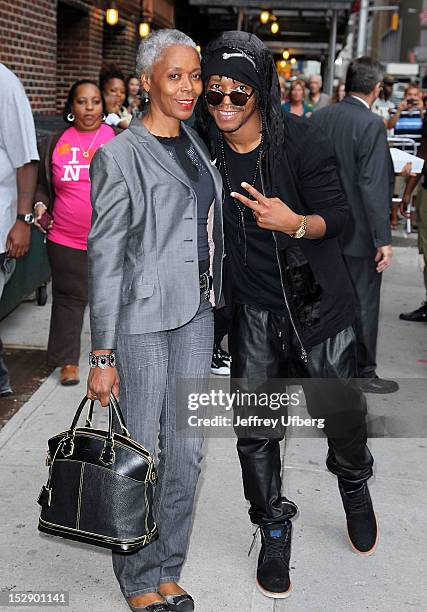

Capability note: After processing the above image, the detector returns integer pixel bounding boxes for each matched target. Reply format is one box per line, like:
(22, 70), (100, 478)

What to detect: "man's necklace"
(219, 132), (264, 266)
(75, 127), (101, 158)
(219, 132), (264, 216)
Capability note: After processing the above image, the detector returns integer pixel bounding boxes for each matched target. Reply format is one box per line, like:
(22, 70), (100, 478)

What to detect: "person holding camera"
(387, 83), (425, 143)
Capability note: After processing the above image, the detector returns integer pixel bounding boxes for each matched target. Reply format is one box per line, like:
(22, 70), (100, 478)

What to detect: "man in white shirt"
(0, 63), (39, 395)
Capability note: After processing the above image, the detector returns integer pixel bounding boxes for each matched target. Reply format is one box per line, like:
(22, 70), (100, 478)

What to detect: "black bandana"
(202, 46), (262, 91)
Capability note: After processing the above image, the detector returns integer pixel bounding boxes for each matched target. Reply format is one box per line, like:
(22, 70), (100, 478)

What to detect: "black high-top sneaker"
(210, 341), (230, 376)
(338, 481), (378, 556)
(255, 521), (292, 599)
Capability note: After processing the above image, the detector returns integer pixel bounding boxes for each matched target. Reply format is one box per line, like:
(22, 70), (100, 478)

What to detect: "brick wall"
(0, 0), (175, 117)
(56, 2), (103, 114)
(0, 0), (57, 114)
(103, 21), (138, 79)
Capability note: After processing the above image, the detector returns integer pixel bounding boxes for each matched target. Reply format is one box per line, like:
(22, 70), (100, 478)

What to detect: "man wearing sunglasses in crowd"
(195, 32), (376, 601)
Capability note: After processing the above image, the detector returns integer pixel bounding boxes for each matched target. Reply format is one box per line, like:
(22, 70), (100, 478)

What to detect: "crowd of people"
(0, 26), (426, 612)
(278, 73), (345, 116)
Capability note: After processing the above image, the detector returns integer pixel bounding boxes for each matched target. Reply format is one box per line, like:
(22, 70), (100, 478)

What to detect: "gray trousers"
(112, 296), (213, 597)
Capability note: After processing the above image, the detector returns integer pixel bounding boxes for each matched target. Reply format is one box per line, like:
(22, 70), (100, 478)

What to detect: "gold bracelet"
(290, 215), (307, 239)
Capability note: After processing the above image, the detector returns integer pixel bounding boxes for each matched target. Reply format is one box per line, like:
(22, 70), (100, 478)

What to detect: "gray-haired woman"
(86, 30), (224, 612)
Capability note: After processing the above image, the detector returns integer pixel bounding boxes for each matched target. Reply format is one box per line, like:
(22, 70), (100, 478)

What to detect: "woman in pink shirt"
(34, 80), (116, 385)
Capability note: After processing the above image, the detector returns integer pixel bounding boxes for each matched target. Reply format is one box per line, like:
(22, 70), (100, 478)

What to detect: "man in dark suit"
(312, 57), (398, 394)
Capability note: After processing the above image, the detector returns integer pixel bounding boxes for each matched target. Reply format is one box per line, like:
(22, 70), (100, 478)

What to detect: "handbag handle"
(70, 394), (129, 436)
(84, 393), (129, 437)
(61, 395), (130, 463)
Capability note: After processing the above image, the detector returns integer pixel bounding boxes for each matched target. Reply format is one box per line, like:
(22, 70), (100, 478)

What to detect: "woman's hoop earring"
(67, 113), (75, 122)
(102, 114), (106, 121)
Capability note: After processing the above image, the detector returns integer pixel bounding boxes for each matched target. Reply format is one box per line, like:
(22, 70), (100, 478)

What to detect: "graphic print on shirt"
(60, 146), (90, 182)
(56, 141), (99, 182)
(48, 125), (115, 251)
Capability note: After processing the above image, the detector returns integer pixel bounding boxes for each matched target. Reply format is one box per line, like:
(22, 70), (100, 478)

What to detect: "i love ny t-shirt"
(49, 124), (115, 251)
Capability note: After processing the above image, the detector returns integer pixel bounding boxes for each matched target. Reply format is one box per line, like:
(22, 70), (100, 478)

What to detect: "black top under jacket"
(155, 130), (213, 262)
(221, 139), (285, 314)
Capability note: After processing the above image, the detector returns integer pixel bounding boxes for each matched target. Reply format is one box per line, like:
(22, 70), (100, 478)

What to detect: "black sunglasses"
(206, 89), (255, 107)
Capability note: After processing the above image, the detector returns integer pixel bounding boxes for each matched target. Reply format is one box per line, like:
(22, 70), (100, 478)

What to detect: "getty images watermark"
(186, 389), (325, 430)
(177, 377), (427, 438)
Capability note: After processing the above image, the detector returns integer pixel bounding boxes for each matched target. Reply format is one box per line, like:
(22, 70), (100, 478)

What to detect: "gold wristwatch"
(290, 215), (307, 239)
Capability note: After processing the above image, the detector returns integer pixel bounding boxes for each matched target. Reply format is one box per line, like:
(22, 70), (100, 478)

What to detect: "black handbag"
(37, 394), (158, 553)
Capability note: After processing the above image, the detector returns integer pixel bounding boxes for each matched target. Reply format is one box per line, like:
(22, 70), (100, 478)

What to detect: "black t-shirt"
(156, 131), (213, 261)
(220, 140), (285, 314)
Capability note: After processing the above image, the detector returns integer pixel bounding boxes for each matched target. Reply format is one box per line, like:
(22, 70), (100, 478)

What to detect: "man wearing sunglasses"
(196, 32), (376, 601)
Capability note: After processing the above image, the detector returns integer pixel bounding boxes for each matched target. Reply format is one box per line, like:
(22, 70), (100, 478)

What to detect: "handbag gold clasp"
(61, 431), (76, 458)
(99, 438), (116, 466)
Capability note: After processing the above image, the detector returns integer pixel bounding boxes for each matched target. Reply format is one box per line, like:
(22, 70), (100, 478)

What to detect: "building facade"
(0, 0), (174, 115)
(370, 0), (427, 66)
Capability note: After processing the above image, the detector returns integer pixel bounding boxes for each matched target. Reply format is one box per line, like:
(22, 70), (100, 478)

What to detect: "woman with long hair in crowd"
(125, 73), (143, 117)
(282, 78), (310, 116)
(332, 80), (346, 104)
(86, 29), (224, 612)
(100, 65), (133, 129)
(33, 80), (116, 385)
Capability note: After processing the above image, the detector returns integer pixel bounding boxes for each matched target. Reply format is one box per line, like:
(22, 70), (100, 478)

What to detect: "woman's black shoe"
(164, 593), (194, 611)
(255, 522), (292, 599)
(338, 481), (378, 556)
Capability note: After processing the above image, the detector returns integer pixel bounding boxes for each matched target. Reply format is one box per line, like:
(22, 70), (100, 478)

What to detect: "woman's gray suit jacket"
(88, 119), (224, 349)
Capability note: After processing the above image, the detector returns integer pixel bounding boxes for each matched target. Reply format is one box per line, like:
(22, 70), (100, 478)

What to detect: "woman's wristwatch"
(89, 352), (116, 369)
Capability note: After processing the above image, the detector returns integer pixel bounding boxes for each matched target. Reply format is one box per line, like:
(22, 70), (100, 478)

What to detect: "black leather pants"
(229, 304), (374, 526)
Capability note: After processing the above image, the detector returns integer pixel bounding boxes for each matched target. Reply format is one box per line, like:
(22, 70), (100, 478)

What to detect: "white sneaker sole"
(210, 366), (230, 376)
(256, 579), (292, 599)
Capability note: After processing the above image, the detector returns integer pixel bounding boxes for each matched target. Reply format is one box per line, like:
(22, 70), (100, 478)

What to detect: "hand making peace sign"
(231, 182), (303, 235)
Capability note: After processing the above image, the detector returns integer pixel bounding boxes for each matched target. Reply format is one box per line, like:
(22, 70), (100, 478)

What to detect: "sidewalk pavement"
(0, 245), (426, 612)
